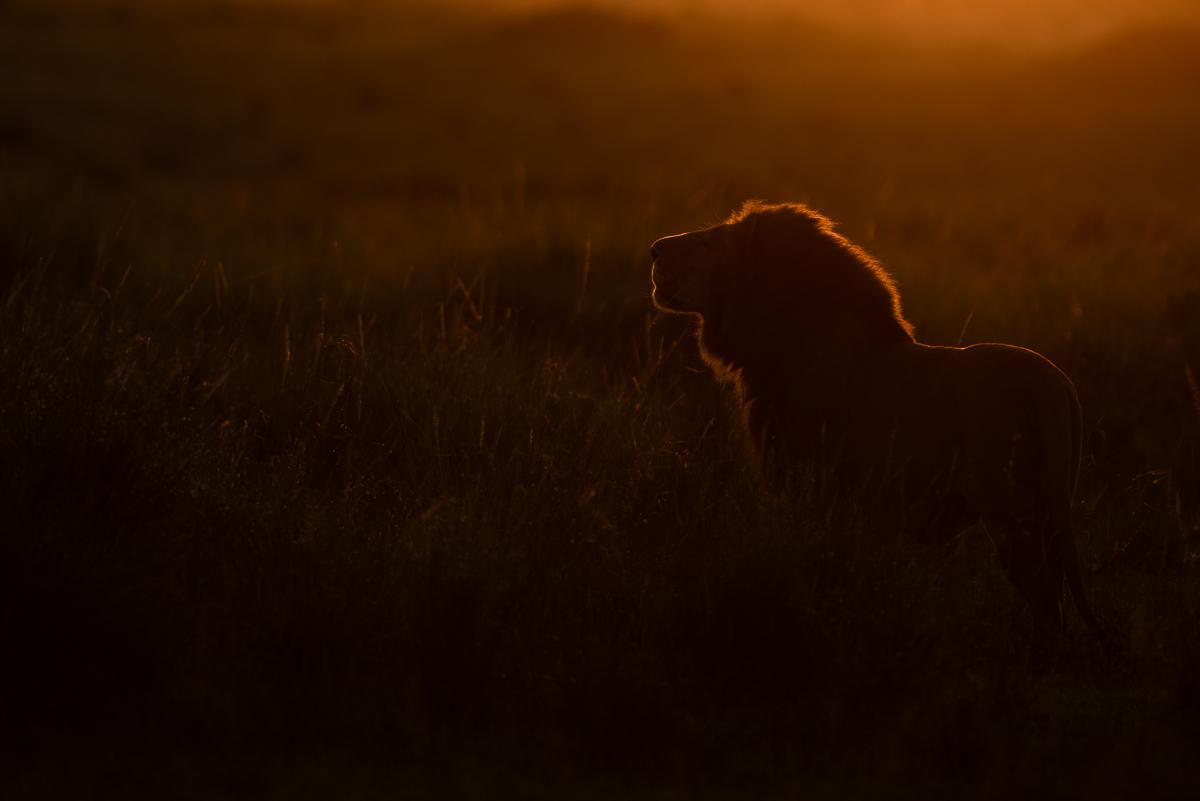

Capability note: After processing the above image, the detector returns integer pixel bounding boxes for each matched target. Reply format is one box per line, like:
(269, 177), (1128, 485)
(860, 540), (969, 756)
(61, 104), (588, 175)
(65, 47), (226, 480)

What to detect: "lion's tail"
(1046, 371), (1107, 644)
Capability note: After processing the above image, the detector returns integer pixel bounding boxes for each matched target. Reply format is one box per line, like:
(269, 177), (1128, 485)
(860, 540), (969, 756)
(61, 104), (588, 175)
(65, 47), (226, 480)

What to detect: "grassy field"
(2, 1), (1200, 797)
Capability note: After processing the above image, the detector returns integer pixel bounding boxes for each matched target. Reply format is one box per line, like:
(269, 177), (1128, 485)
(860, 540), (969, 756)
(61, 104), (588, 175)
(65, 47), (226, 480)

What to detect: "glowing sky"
(449, 0), (1200, 44)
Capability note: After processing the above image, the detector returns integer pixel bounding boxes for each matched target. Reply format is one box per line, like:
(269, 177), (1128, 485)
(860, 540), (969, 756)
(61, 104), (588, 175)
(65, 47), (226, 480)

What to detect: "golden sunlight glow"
(199, 0), (1200, 47)
(446, 0), (1200, 45)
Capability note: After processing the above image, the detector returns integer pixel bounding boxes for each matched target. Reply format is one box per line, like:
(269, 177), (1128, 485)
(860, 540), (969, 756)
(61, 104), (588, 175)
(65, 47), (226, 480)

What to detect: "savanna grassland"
(2, 1), (1200, 797)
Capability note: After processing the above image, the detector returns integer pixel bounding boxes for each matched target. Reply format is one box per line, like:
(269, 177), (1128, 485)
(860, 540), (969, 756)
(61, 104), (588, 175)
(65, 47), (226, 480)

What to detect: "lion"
(650, 200), (1105, 648)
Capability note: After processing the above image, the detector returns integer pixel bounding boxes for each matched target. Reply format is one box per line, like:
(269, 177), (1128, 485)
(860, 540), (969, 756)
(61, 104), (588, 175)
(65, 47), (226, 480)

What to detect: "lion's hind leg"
(981, 513), (1066, 663)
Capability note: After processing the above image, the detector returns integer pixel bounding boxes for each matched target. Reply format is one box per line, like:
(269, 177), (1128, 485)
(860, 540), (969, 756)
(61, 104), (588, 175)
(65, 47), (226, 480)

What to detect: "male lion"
(650, 201), (1104, 647)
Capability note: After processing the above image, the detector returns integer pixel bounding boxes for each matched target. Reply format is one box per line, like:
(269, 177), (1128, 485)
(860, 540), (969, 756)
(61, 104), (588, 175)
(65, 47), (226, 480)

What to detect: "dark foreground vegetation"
(2, 1), (1200, 797)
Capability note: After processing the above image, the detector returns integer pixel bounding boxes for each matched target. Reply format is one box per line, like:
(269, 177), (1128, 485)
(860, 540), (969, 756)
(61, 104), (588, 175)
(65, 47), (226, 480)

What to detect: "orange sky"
(149, 0), (1200, 47)
(449, 0), (1200, 45)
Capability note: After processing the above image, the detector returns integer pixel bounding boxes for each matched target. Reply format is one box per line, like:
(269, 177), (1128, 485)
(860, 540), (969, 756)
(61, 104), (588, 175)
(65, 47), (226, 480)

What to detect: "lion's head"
(651, 201), (914, 371)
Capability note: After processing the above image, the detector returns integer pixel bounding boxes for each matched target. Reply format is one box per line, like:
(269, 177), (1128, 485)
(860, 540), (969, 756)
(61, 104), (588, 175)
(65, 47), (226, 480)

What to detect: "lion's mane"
(695, 201), (912, 391)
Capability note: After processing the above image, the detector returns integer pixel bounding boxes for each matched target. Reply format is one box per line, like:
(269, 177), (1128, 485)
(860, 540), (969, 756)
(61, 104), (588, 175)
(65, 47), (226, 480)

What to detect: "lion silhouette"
(651, 201), (1104, 647)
